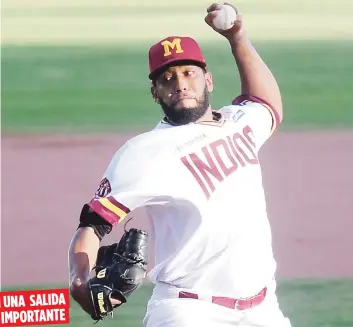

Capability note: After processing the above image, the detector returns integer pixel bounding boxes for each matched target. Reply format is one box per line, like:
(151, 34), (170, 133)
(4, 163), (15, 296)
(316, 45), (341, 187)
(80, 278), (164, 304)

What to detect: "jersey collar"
(160, 111), (224, 127)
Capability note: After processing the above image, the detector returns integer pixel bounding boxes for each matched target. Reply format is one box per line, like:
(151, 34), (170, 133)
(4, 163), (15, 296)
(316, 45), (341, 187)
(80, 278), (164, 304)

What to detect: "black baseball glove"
(87, 228), (149, 322)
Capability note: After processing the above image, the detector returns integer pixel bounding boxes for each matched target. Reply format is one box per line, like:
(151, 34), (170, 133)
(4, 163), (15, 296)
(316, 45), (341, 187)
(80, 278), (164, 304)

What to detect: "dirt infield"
(2, 130), (353, 286)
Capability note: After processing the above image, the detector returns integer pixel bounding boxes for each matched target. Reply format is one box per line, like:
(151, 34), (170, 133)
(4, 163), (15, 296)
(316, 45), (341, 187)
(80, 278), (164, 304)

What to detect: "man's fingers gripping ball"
(207, 2), (223, 13)
(210, 3), (238, 31)
(205, 2), (239, 32)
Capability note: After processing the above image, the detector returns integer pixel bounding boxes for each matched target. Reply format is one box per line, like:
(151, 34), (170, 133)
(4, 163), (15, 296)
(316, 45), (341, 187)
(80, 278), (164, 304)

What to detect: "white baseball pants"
(143, 281), (292, 327)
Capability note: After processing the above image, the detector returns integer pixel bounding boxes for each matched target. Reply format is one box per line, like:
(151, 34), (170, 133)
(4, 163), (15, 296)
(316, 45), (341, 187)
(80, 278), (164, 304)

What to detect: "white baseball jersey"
(88, 95), (281, 299)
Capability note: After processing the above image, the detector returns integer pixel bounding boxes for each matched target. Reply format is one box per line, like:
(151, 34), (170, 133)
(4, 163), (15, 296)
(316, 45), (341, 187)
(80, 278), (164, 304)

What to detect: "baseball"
(212, 4), (237, 31)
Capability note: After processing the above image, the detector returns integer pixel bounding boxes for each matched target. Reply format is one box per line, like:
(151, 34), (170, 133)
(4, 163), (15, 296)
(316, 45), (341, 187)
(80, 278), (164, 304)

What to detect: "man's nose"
(175, 76), (188, 93)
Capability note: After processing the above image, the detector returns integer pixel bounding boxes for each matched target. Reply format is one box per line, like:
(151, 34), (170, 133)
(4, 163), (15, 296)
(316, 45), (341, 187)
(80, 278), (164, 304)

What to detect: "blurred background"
(1, 0), (353, 326)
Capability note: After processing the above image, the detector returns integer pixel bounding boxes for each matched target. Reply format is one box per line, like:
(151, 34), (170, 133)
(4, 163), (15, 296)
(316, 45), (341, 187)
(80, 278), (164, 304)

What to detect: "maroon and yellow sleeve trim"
(88, 196), (130, 226)
(232, 95), (281, 134)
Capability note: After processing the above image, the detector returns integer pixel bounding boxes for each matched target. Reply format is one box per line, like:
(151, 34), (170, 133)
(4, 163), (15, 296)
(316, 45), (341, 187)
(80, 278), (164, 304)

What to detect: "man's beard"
(159, 87), (210, 125)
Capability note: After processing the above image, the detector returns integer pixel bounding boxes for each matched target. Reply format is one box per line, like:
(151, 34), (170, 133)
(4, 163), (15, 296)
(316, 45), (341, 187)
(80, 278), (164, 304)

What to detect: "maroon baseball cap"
(148, 36), (207, 80)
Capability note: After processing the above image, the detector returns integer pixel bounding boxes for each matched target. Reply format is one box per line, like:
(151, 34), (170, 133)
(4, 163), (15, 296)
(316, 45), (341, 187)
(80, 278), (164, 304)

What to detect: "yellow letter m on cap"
(161, 38), (184, 57)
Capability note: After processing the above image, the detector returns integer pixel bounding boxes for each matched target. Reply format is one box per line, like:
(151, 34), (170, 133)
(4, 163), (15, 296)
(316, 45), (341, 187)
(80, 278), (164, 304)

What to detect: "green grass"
(2, 41), (353, 133)
(3, 279), (353, 327)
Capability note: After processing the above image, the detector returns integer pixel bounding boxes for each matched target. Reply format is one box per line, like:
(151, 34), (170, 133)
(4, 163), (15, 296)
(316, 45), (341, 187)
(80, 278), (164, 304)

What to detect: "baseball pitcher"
(68, 2), (292, 326)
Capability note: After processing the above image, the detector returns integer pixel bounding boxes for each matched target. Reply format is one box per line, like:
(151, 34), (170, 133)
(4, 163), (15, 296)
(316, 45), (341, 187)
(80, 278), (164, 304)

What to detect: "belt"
(178, 286), (267, 310)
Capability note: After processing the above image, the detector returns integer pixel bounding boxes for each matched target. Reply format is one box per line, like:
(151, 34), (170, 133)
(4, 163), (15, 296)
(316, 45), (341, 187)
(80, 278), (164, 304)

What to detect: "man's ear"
(205, 71), (214, 93)
(151, 85), (160, 104)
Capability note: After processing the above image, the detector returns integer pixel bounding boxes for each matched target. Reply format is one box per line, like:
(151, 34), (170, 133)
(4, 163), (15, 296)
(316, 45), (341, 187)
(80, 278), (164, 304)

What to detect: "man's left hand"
(204, 2), (245, 42)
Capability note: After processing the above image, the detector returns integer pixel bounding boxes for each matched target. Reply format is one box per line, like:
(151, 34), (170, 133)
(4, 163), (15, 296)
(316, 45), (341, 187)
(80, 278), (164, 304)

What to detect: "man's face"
(151, 64), (214, 125)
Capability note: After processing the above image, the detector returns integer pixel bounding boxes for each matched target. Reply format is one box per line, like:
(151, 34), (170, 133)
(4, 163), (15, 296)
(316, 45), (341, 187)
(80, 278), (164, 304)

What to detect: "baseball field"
(2, 0), (353, 326)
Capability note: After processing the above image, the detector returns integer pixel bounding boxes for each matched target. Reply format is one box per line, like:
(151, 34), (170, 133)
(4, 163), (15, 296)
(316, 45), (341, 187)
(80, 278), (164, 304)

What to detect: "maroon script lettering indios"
(181, 125), (258, 199)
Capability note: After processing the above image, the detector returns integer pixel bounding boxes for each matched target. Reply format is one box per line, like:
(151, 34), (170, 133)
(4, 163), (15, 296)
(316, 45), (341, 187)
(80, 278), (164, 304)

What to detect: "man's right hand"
(70, 278), (122, 316)
(70, 278), (95, 315)
(68, 227), (123, 320)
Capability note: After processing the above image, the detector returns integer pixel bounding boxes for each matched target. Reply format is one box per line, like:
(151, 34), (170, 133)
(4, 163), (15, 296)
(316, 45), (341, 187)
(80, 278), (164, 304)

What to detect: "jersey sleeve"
(224, 95), (281, 150)
(87, 144), (164, 226)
